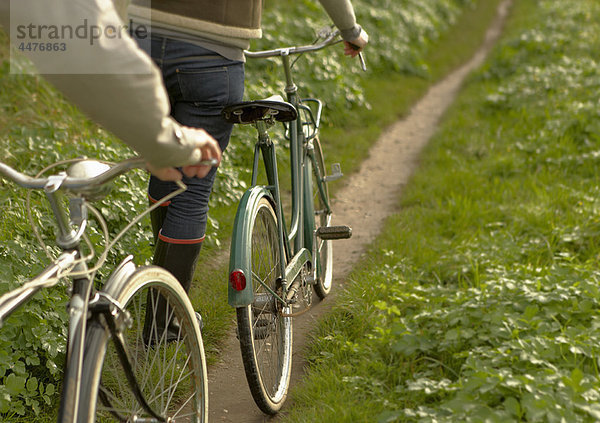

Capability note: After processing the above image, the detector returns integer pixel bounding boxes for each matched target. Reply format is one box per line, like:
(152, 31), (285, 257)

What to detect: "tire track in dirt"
(207, 1), (511, 421)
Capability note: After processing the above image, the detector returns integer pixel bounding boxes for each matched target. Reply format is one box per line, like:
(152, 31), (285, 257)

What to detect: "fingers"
(201, 137), (222, 165)
(343, 28), (369, 58)
(343, 41), (361, 57)
(182, 164), (211, 178)
(183, 126), (222, 165)
(146, 162), (183, 181)
(146, 160), (217, 181)
(182, 136), (222, 178)
(147, 125), (223, 180)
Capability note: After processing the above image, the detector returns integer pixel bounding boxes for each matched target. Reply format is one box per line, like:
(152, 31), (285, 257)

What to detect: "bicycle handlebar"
(244, 29), (342, 59)
(244, 28), (366, 71)
(0, 157), (145, 191)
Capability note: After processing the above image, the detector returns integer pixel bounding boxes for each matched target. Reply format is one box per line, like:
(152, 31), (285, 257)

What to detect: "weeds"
(284, 0), (600, 422)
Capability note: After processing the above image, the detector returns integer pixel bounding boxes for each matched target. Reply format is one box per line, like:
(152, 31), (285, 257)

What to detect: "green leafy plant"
(282, 0), (600, 422)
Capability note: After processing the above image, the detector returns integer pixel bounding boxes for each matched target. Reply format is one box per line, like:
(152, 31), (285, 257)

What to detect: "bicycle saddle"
(222, 95), (298, 124)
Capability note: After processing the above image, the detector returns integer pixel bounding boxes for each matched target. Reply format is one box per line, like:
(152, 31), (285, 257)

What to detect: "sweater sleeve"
(0, 0), (202, 168)
(317, 0), (361, 41)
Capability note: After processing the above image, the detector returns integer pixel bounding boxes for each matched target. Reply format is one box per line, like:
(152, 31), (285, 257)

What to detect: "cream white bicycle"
(0, 157), (208, 422)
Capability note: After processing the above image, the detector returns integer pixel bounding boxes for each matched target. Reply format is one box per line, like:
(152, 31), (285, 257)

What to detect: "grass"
(323, 0), (506, 186)
(0, 0), (505, 419)
(281, 0), (600, 421)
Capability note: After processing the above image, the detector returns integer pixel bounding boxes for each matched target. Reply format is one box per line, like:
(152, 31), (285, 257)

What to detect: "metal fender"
(228, 186), (274, 307)
(302, 159), (315, 252)
(104, 255), (137, 290)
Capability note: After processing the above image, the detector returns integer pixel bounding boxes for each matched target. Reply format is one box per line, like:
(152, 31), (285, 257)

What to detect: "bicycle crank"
(282, 267), (312, 317)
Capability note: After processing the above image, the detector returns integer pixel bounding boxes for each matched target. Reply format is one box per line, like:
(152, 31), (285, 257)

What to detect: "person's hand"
(181, 134), (222, 178)
(146, 127), (222, 181)
(146, 164), (185, 181)
(343, 27), (369, 58)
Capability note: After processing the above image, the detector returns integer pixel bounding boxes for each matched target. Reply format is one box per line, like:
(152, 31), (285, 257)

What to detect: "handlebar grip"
(346, 42), (367, 72)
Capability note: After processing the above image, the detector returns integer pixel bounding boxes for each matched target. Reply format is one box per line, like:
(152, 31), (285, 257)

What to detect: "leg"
(147, 37), (245, 290)
(142, 38), (244, 337)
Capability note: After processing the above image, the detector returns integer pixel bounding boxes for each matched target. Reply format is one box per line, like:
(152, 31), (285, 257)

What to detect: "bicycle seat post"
(255, 120), (272, 145)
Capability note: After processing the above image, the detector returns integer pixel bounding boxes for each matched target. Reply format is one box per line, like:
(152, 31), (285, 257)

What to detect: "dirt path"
(207, 1), (511, 421)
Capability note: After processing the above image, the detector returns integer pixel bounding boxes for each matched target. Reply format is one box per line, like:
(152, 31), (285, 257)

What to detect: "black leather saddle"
(222, 95), (297, 124)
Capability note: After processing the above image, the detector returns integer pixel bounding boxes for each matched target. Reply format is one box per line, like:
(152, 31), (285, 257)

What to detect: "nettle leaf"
(392, 333), (434, 355)
(406, 377), (454, 395)
(377, 410), (404, 423)
(25, 396), (40, 415)
(503, 396), (522, 418)
(45, 383), (55, 396)
(25, 376), (38, 393)
(574, 402), (600, 420)
(5, 372), (26, 396)
(0, 387), (10, 414)
(563, 368), (585, 393)
(11, 359), (26, 376)
(523, 304), (539, 320)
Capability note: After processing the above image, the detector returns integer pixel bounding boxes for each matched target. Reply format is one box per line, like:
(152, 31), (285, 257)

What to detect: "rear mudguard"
(228, 186), (313, 307)
(228, 186), (274, 307)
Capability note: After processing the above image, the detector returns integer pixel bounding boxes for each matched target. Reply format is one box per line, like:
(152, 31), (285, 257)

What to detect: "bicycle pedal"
(316, 225), (352, 240)
(323, 163), (343, 182)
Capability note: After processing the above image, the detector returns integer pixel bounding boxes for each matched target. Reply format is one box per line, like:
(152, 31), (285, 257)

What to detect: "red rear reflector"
(229, 269), (246, 291)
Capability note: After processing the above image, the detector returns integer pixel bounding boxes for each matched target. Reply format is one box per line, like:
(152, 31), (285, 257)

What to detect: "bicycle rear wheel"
(79, 266), (208, 422)
(311, 138), (333, 298)
(236, 196), (292, 414)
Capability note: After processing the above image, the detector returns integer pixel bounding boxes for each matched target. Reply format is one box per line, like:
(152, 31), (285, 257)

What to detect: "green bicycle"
(222, 28), (358, 414)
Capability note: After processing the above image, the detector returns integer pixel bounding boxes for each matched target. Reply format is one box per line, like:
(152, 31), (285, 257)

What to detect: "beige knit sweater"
(129, 0), (360, 51)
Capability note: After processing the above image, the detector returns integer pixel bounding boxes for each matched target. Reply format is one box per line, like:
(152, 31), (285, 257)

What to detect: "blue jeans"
(141, 36), (245, 242)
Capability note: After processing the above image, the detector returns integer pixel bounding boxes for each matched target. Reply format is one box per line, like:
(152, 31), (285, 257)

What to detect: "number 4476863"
(18, 42), (67, 52)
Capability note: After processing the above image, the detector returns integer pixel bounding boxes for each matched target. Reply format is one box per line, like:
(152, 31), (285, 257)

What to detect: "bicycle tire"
(311, 138), (333, 299)
(78, 266), (208, 422)
(236, 196), (292, 415)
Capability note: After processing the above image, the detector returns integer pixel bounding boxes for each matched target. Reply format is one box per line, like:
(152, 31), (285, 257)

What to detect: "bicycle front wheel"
(79, 266), (208, 422)
(236, 196), (292, 414)
(311, 137), (333, 298)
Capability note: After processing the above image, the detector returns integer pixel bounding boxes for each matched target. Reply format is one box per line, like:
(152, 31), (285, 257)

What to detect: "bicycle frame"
(228, 33), (338, 307)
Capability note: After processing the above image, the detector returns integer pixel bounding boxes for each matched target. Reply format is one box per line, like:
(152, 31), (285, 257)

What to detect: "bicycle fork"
(88, 291), (167, 423)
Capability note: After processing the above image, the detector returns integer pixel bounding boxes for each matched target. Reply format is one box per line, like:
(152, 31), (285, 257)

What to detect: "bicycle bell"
(66, 160), (112, 200)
